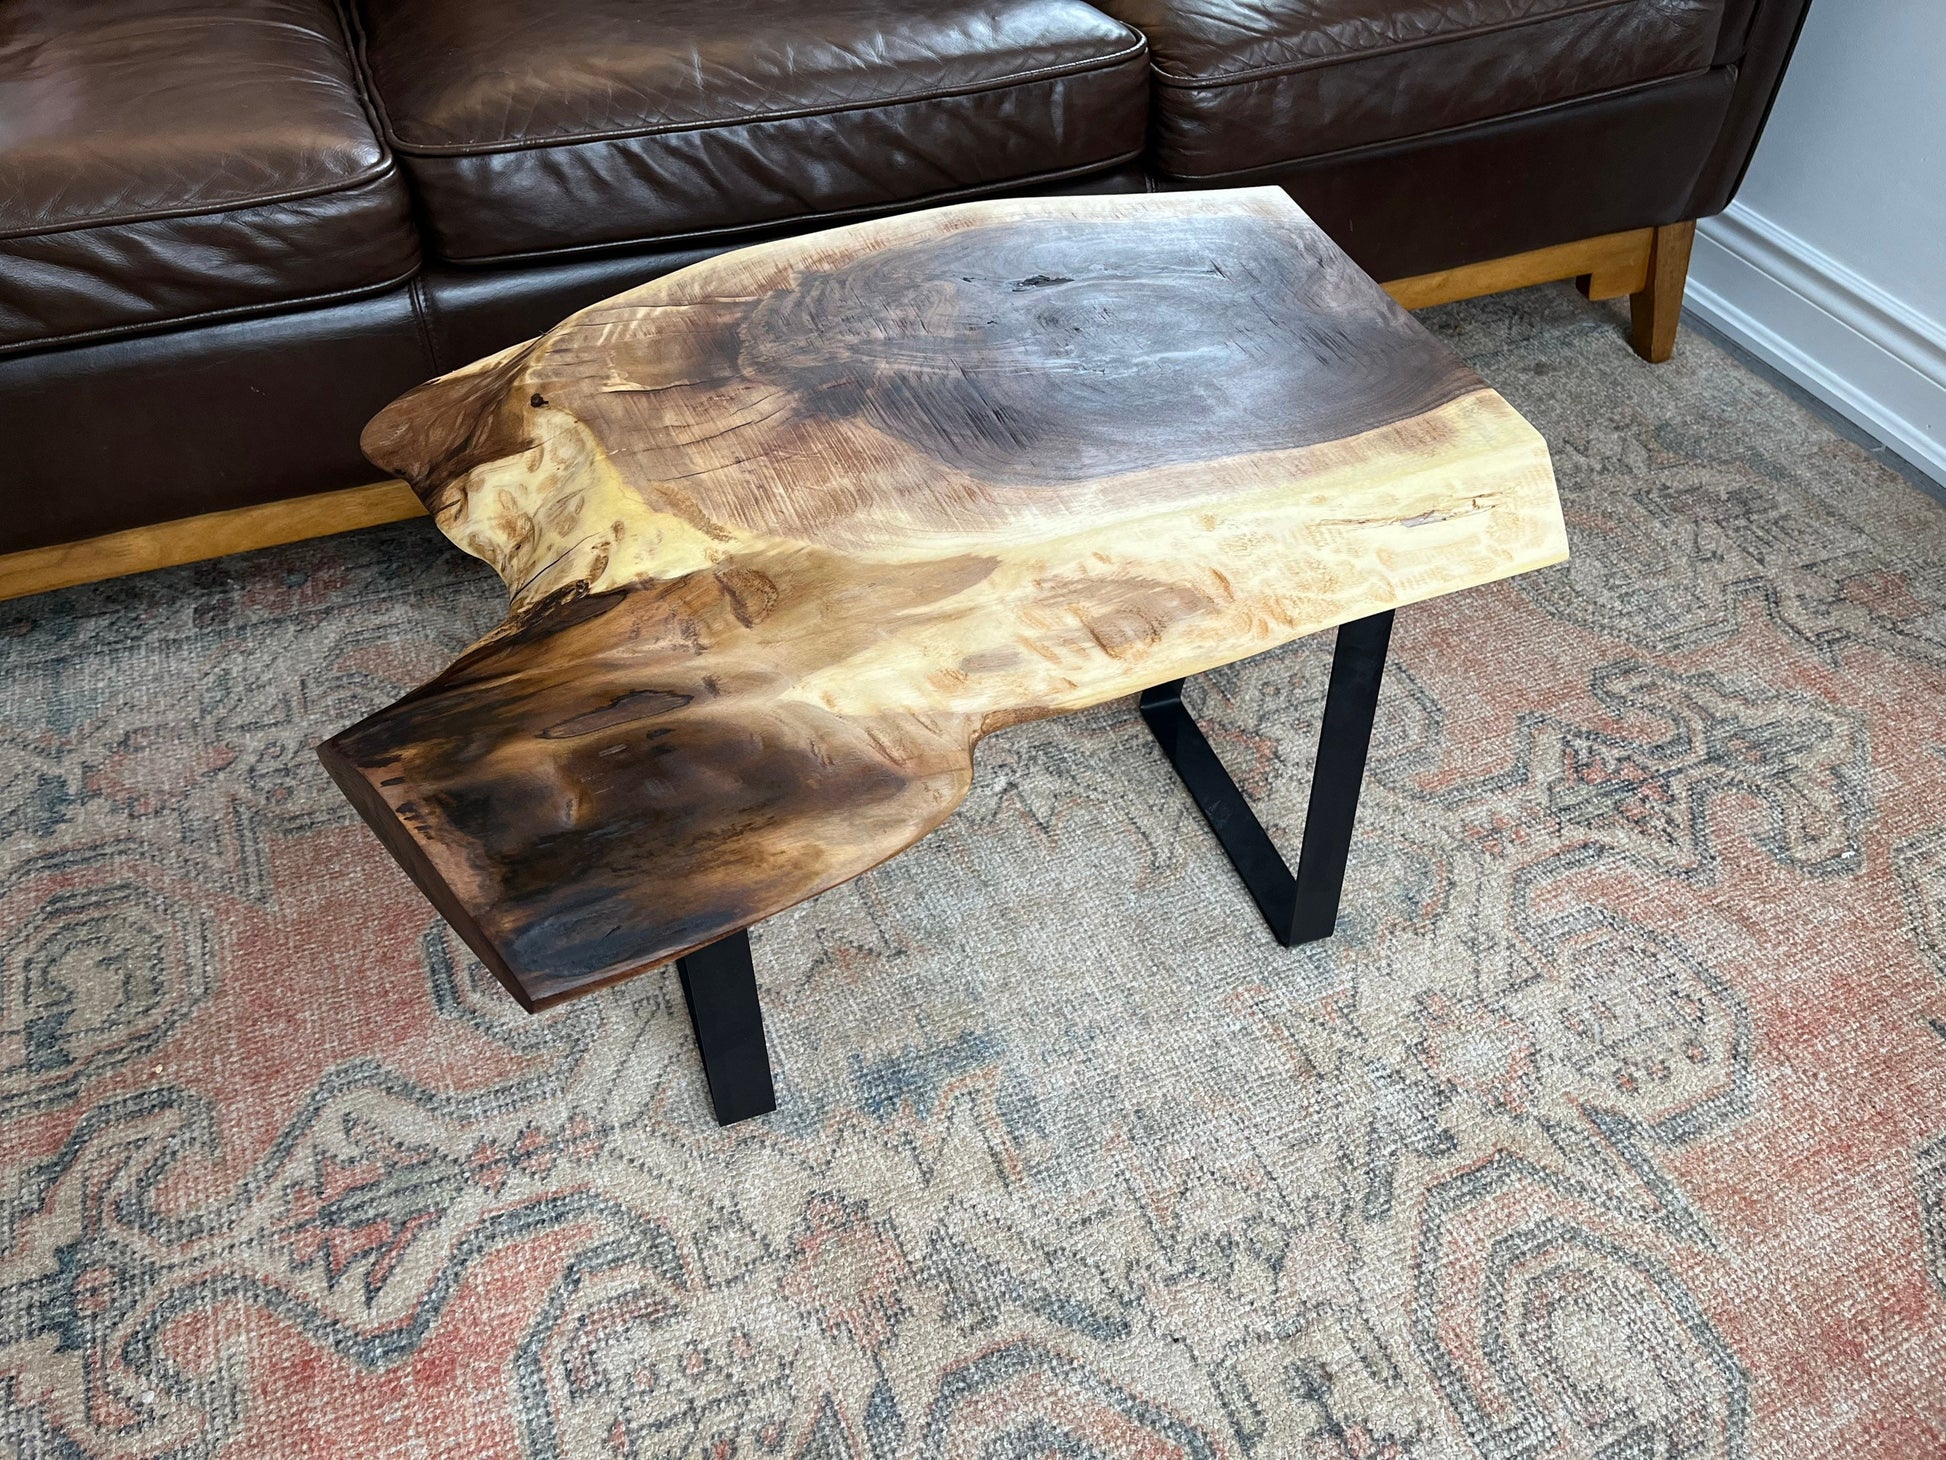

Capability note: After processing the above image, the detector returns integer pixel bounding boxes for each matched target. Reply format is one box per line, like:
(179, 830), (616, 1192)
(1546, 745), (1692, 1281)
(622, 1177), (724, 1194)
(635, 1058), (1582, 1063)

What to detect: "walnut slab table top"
(320, 187), (1567, 1013)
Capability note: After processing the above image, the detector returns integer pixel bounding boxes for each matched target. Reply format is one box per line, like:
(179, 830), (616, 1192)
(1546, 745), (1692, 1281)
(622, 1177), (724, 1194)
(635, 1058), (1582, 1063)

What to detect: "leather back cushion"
(0, 0), (416, 354)
(353, 0), (1150, 263)
(1095, 0), (1730, 177)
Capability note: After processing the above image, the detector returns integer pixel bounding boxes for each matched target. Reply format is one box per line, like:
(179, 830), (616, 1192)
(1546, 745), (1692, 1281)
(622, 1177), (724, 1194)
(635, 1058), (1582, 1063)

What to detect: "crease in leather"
(0, 164), (421, 353)
(405, 274), (444, 377)
(0, 160), (408, 244)
(1148, 0), (1692, 86)
(431, 148), (1151, 268)
(1158, 69), (1719, 181)
(371, 41), (1150, 156)
(1202, 70), (1733, 279)
(1091, 0), (1727, 177)
(329, 0), (401, 159)
(1, 0), (400, 238)
(1711, 0), (1763, 63)
(1688, 0), (1811, 211)
(0, 0), (418, 351)
(347, 0), (1148, 263)
(0, 262), (424, 361)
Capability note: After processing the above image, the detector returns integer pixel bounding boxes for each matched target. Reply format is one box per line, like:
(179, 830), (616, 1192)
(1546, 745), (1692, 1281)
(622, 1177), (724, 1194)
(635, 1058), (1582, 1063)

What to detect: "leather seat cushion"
(1097, 0), (1729, 177)
(0, 0), (418, 355)
(352, 0), (1150, 263)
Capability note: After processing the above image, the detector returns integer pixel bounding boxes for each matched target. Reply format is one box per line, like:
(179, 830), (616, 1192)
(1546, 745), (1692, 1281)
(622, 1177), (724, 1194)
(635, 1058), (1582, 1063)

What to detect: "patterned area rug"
(3, 285), (1944, 1458)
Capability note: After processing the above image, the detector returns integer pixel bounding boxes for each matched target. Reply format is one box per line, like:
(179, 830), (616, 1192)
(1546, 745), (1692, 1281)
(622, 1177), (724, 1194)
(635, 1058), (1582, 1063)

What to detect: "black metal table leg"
(1139, 610), (1394, 946)
(675, 930), (777, 1124)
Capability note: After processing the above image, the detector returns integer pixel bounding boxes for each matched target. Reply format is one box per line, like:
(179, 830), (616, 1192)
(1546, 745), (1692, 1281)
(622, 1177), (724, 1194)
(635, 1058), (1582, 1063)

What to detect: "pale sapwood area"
(320, 186), (1566, 1009)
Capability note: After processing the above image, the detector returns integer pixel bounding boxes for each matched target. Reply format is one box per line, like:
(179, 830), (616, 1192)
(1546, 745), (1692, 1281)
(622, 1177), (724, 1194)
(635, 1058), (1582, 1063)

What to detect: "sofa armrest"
(1690, 0), (1818, 217)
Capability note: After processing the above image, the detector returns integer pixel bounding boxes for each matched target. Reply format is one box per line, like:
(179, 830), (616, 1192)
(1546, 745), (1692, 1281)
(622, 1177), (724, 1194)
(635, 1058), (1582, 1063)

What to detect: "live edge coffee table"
(320, 188), (1567, 1125)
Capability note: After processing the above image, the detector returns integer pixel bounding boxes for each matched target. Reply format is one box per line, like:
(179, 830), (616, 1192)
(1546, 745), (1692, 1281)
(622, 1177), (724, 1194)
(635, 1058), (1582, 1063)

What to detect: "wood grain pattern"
(320, 187), (1567, 1010)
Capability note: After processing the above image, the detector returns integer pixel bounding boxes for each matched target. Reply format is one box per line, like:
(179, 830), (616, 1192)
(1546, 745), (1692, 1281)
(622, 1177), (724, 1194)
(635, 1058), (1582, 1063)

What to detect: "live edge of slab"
(318, 186), (1568, 1011)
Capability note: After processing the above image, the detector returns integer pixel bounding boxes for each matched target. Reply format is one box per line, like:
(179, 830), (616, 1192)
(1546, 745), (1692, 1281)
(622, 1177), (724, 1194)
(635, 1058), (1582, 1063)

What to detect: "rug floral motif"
(2, 286), (1943, 1457)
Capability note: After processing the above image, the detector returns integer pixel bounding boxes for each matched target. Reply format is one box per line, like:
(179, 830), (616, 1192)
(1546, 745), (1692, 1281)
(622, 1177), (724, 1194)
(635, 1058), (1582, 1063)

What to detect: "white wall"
(1684, 0), (1946, 481)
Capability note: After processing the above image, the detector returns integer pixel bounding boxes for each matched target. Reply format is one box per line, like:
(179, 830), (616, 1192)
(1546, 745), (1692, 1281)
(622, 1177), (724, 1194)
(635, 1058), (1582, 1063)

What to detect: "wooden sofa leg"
(1629, 220), (1697, 363)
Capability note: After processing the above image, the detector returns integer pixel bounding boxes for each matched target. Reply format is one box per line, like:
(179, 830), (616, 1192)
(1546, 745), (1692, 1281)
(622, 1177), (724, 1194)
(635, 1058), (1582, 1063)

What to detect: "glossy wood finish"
(1631, 220), (1698, 364)
(318, 188), (1566, 1010)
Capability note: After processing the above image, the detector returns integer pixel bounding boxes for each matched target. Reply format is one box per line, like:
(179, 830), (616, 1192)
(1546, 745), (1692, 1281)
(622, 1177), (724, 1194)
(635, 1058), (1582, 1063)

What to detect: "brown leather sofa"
(0, 0), (1813, 595)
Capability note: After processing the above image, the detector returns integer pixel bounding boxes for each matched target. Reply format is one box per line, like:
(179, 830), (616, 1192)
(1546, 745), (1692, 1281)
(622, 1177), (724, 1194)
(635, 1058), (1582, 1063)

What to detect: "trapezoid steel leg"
(1139, 609), (1394, 946)
(675, 929), (777, 1125)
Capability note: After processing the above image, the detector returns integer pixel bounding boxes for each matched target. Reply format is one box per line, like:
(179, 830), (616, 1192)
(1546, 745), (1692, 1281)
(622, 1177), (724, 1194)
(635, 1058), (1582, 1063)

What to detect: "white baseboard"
(1685, 202), (1946, 486)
